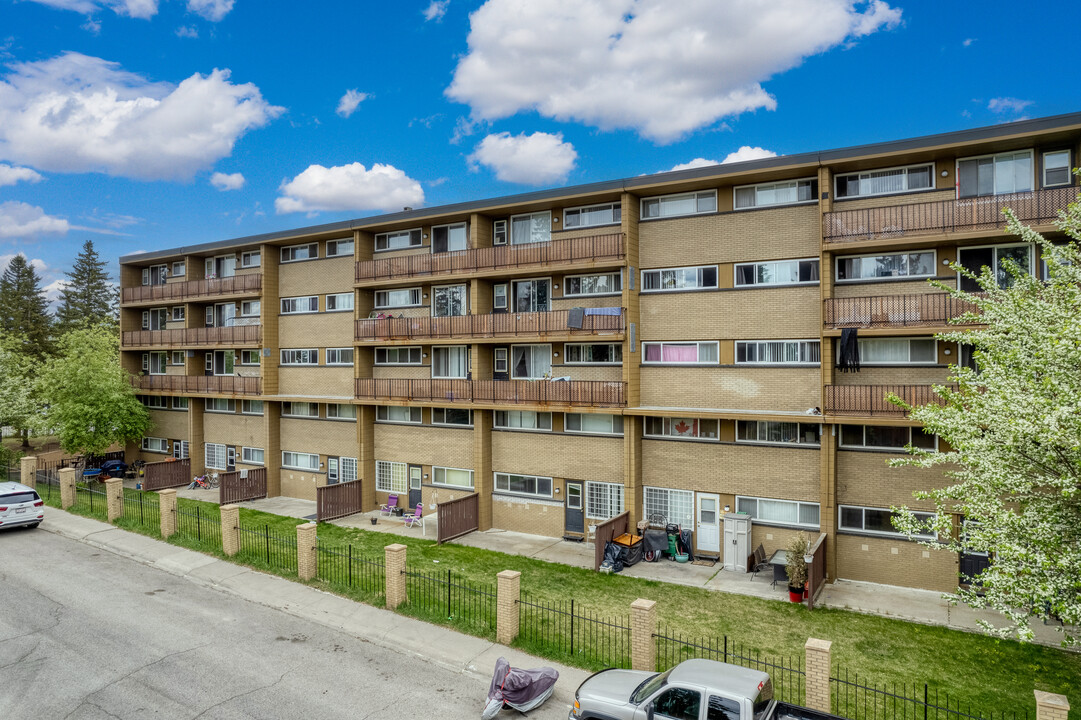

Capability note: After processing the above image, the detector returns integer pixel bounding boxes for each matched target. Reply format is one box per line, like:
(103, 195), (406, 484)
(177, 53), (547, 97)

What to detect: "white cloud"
(962, 38), (976, 47)
(0, 52), (283, 181)
(187, 0), (234, 21)
(670, 158), (718, 172)
(0, 164), (43, 186)
(988, 97), (1033, 115)
(468, 131), (577, 185)
(210, 171), (244, 190)
(26, 0), (159, 19)
(722, 146), (778, 164)
(276, 162), (425, 214)
(336, 89), (368, 118)
(424, 0), (449, 21)
(448, 0), (901, 143)
(0, 201), (70, 238)
(176, 25), (199, 38)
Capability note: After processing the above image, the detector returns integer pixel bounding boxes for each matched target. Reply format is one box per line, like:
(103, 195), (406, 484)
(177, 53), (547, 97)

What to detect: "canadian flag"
(673, 419), (697, 436)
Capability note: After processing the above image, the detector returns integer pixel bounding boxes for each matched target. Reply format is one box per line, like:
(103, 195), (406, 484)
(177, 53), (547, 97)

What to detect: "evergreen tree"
(55, 239), (116, 332)
(0, 254), (53, 359)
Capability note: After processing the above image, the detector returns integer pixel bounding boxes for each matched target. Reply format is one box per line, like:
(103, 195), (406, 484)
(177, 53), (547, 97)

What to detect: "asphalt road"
(0, 528), (568, 719)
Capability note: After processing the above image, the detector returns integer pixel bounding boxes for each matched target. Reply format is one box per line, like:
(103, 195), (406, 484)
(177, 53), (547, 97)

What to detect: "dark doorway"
(408, 465), (423, 511)
(564, 480), (584, 538)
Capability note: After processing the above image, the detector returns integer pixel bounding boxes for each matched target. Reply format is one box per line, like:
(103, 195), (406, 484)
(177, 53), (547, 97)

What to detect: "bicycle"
(189, 474), (214, 490)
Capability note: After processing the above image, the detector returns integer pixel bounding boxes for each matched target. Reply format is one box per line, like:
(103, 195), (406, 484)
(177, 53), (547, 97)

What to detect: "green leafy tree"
(890, 194), (1081, 647)
(35, 325), (150, 457)
(55, 239), (117, 333)
(0, 254), (53, 359)
(0, 336), (41, 450)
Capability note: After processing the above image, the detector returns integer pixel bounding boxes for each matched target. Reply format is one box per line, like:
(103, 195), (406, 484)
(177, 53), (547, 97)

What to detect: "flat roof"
(121, 110), (1081, 264)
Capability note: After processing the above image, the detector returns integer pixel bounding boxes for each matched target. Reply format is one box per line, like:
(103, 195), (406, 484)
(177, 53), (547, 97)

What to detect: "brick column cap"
(20, 456), (36, 465)
(297, 522), (316, 531)
(1034, 691), (1070, 711)
(159, 488), (177, 498)
(805, 638), (832, 652)
(59, 467), (76, 477)
(221, 504), (239, 511)
(631, 598), (656, 611)
(104, 477), (121, 485)
(385, 543), (407, 552)
(497, 570), (521, 580)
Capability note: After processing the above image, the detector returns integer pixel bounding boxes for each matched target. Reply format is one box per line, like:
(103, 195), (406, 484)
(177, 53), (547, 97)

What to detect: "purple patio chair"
(403, 504), (424, 530)
(379, 494), (398, 517)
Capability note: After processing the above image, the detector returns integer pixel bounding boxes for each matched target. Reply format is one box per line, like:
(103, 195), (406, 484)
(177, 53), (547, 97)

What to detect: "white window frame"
(241, 400), (263, 415)
(432, 345), (469, 379)
(376, 460), (408, 493)
(326, 348), (354, 366)
(142, 264), (168, 285)
(839, 424), (938, 451)
(240, 300), (260, 317)
(326, 403), (357, 421)
(171, 306), (185, 321)
(563, 272), (622, 297)
(493, 347), (508, 374)
(835, 251), (937, 283)
(641, 341), (719, 365)
(431, 222), (468, 254)
(172, 440), (189, 459)
(376, 406), (422, 424)
(204, 398), (236, 414)
(431, 407), (473, 427)
(564, 343), (622, 365)
(585, 481), (624, 520)
(375, 228), (423, 252)
(643, 487), (694, 528)
(280, 348), (319, 366)
(643, 417), (720, 442)
(565, 413), (624, 436)
(242, 446), (264, 465)
(736, 496), (820, 529)
(171, 350), (184, 366)
(493, 283), (508, 310)
(494, 472), (553, 499)
(640, 190), (717, 220)
(239, 349), (260, 366)
(142, 395), (168, 409)
(143, 307), (168, 331)
(641, 265), (718, 293)
(326, 292), (354, 312)
(145, 351), (168, 375)
(956, 243), (1035, 291)
(839, 505), (936, 540)
(171, 261), (186, 277)
(326, 238), (354, 257)
(205, 442), (227, 470)
(281, 296), (319, 315)
(563, 202), (621, 229)
(375, 346), (422, 365)
(852, 337), (938, 366)
(509, 211), (551, 245)
(432, 466), (474, 490)
(282, 451), (320, 471)
(494, 411), (552, 432)
(1043, 150), (1072, 188)
(510, 344), (552, 380)
(834, 163), (935, 199)
(734, 178), (817, 210)
(734, 258), (820, 287)
(735, 340), (821, 365)
(280, 243), (318, 263)
(241, 250), (261, 268)
(957, 150), (1034, 198)
(374, 287), (422, 309)
(282, 402), (319, 418)
(172, 397), (188, 410)
(432, 283), (468, 317)
(735, 421), (821, 447)
(493, 219), (508, 245)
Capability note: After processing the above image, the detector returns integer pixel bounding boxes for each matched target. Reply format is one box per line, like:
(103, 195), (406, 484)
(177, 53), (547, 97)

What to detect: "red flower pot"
(788, 586), (805, 603)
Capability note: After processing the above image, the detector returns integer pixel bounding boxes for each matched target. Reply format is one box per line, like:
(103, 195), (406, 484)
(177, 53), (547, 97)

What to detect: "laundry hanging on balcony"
(566, 307), (585, 329)
(837, 327), (861, 372)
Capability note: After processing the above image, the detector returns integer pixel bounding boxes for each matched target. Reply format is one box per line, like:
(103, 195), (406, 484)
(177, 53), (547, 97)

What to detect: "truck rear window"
(1, 492), (38, 505)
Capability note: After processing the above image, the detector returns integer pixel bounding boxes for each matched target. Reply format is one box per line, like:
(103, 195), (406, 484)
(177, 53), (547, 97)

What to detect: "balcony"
(355, 308), (625, 343)
(824, 384), (949, 417)
(824, 293), (981, 330)
(823, 186), (1076, 244)
(355, 378), (626, 408)
(121, 274), (262, 305)
(132, 375), (262, 396)
(355, 233), (625, 285)
(122, 323), (262, 348)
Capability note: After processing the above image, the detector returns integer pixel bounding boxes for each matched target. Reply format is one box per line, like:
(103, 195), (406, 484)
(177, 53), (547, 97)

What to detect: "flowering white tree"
(890, 193), (1081, 647)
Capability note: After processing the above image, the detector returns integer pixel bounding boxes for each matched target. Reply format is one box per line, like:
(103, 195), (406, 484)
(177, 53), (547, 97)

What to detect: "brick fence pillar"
(59, 468), (77, 510)
(384, 543), (407, 610)
(220, 504), (240, 556)
(297, 523), (317, 581)
(496, 570), (521, 645)
(105, 478), (123, 522)
(804, 638), (833, 712)
(159, 489), (177, 539)
(630, 598), (657, 672)
(1034, 691), (1070, 720)
(20, 456), (36, 489)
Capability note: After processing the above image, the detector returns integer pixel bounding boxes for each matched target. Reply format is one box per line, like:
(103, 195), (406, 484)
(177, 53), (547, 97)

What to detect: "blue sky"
(0, 0), (1078, 301)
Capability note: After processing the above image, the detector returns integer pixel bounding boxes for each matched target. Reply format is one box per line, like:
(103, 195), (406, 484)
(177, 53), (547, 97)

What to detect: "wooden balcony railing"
(824, 293), (982, 329)
(121, 274), (262, 304)
(823, 185), (1077, 243)
(132, 375), (262, 396)
(355, 233), (625, 283)
(824, 384), (950, 416)
(122, 324), (262, 347)
(355, 378), (626, 408)
(355, 308), (625, 341)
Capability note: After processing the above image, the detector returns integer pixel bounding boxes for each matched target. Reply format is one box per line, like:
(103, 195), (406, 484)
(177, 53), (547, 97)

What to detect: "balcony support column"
(188, 395), (205, 478)
(473, 409), (493, 531)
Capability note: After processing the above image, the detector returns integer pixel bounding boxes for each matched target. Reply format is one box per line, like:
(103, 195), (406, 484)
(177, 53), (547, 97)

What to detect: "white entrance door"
(723, 513), (751, 572)
(696, 493), (721, 556)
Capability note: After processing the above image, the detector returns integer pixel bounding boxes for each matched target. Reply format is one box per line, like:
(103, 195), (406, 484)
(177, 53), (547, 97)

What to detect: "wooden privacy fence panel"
(824, 384), (952, 416)
(436, 493), (479, 544)
(132, 375), (262, 396)
(122, 273), (262, 304)
(355, 378), (626, 408)
(142, 458), (190, 491)
(316, 480), (363, 522)
(806, 533), (828, 609)
(823, 293), (982, 329)
(593, 511), (629, 571)
(122, 324), (262, 348)
(219, 467), (267, 505)
(356, 308), (625, 341)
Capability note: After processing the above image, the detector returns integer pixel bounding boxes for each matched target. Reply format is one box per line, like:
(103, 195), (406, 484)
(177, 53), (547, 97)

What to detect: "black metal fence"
(316, 545), (386, 603)
(400, 566), (497, 637)
(35, 469), (58, 504)
(237, 522), (298, 575)
(174, 503), (222, 547)
(71, 480), (109, 520)
(5, 465), (19, 482)
(831, 668), (1030, 720)
(516, 591), (631, 671)
(119, 489), (161, 532)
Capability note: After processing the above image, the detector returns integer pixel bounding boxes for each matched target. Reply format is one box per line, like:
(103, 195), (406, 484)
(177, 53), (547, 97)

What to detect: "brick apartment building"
(118, 112), (1081, 592)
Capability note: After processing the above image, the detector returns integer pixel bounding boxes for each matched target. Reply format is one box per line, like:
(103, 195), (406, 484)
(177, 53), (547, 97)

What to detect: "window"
(204, 398), (236, 413)
(586, 481), (624, 520)
(172, 440), (189, 459)
(641, 190), (717, 219)
(327, 403), (357, 420)
(510, 212), (551, 245)
(242, 447), (264, 465)
(566, 413), (623, 435)
(375, 287), (422, 308)
(511, 344), (552, 379)
(855, 337), (936, 365)
(338, 457), (358, 484)
(736, 421), (821, 446)
(432, 408), (473, 426)
(326, 292), (354, 312)
(512, 278), (550, 312)
(326, 348), (354, 366)
(283, 451), (319, 471)
(142, 264), (168, 285)
(709, 695), (743, 720)
(281, 296), (318, 314)
(840, 425), (937, 451)
(205, 443), (227, 470)
(376, 406), (422, 424)
(494, 347), (508, 374)
(564, 343), (622, 364)
(205, 254), (236, 279)
(494, 411), (552, 431)
(493, 284), (508, 310)
(644, 487), (694, 527)
(642, 341), (719, 365)
(836, 251), (935, 282)
(958, 151), (1033, 197)
(142, 436), (169, 453)
(171, 261), (186, 276)
(493, 219), (508, 245)
(737, 496), (820, 528)
(736, 340), (820, 365)
(433, 284), (467, 317)
(282, 402), (319, 418)
(642, 266), (718, 292)
(241, 300), (260, 317)
(171, 350), (185, 365)
(241, 400), (263, 415)
(432, 346), (469, 378)
(280, 349), (318, 366)
(644, 417), (719, 441)
(375, 346), (422, 365)
(375, 228), (422, 251)
(958, 244), (1033, 292)
(735, 178), (817, 209)
(171, 306), (185, 321)
(172, 397), (188, 410)
(735, 259), (819, 286)
(281, 243), (318, 262)
(433, 466), (474, 489)
(840, 505), (935, 539)
(432, 223), (467, 253)
(1043, 150), (1071, 187)
(142, 307), (168, 330)
(376, 460), (408, 493)
(326, 239), (354, 257)
(564, 202), (621, 228)
(240, 350), (260, 365)
(144, 352), (167, 374)
(495, 472), (552, 498)
(241, 250), (261, 268)
(835, 163), (933, 199)
(564, 272), (621, 297)
(142, 395), (168, 409)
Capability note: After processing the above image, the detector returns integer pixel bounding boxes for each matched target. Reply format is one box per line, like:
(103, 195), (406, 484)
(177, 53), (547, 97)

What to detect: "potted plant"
(785, 532), (809, 603)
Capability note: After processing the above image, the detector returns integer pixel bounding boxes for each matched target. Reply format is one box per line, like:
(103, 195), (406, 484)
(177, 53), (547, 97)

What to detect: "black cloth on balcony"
(838, 327), (861, 372)
(566, 307), (585, 329)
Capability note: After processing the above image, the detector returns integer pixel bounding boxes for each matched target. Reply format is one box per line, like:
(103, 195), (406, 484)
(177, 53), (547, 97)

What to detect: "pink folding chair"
(403, 505), (423, 530)
(380, 494), (398, 516)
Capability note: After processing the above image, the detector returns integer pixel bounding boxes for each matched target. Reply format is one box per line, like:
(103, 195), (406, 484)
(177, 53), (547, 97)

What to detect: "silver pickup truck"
(569, 658), (843, 720)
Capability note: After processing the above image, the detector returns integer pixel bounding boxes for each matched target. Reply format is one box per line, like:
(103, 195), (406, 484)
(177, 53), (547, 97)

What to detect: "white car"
(0, 481), (44, 530)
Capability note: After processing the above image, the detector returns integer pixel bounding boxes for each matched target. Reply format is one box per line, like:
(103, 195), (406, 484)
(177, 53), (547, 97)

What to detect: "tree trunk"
(20, 427), (30, 449)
